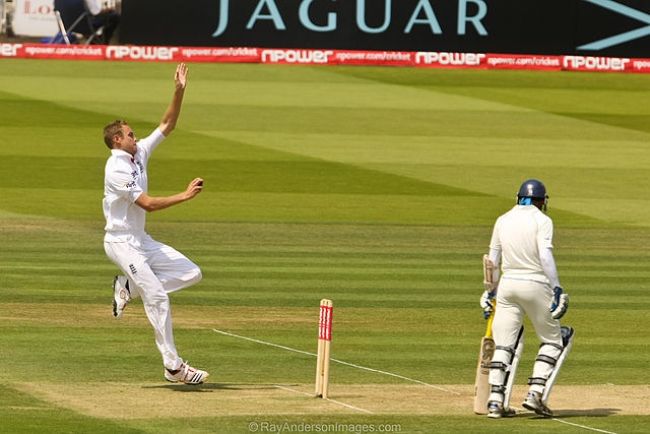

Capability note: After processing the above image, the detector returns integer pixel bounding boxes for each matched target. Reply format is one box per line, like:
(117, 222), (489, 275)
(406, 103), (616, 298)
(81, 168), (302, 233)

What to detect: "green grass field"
(1, 59), (649, 433)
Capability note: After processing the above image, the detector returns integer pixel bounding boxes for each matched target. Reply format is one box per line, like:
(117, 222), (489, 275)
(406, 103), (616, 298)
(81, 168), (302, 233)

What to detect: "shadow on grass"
(140, 383), (280, 393)
(553, 408), (620, 418)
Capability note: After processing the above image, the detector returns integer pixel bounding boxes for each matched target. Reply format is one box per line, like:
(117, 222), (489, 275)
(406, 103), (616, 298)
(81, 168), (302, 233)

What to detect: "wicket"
(315, 299), (333, 398)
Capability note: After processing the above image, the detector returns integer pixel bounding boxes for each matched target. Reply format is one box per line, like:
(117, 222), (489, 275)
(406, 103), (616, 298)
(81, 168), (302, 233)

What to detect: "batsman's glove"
(479, 290), (496, 320)
(550, 286), (569, 320)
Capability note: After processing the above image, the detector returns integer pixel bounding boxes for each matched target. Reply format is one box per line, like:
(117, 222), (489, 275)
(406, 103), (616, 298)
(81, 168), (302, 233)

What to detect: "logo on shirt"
(125, 181), (136, 189)
(131, 161), (144, 177)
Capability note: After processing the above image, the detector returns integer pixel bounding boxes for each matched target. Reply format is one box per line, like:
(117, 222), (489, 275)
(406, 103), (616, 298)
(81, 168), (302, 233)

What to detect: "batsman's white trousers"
(493, 277), (563, 390)
(494, 278), (562, 345)
(104, 233), (202, 370)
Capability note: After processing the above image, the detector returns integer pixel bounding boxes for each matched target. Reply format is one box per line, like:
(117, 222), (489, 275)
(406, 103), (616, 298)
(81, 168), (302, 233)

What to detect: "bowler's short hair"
(103, 120), (129, 149)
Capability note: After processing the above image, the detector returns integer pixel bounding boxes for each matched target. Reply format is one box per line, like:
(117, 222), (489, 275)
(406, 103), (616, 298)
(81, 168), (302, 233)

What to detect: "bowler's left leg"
(141, 235), (202, 293)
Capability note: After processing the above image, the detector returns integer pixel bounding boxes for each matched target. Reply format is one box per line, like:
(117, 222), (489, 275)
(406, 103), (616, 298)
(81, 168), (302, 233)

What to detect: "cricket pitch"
(13, 383), (650, 419)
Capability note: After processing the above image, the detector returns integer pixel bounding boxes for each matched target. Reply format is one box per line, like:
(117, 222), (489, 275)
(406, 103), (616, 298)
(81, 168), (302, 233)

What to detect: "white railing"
(0, 0), (14, 36)
(0, 1), (6, 35)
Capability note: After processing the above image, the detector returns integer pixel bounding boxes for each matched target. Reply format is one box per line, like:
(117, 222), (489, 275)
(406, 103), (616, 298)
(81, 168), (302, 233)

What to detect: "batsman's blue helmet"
(517, 179), (548, 208)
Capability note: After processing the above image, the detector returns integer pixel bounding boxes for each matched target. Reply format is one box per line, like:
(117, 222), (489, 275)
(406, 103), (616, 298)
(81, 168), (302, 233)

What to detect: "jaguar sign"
(119, 0), (650, 57)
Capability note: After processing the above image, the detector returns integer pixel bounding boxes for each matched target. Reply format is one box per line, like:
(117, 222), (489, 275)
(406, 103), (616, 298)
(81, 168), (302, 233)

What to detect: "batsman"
(481, 179), (574, 418)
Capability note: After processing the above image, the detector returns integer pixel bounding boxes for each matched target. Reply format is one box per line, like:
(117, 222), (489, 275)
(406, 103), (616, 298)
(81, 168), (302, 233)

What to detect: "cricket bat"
(473, 310), (495, 414)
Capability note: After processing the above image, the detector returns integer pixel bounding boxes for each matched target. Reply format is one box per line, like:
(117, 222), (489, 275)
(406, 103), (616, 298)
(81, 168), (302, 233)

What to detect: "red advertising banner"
(485, 54), (562, 71)
(3, 43), (650, 74)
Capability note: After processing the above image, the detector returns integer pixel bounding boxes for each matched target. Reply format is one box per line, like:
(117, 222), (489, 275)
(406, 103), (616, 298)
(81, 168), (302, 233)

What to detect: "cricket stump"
(315, 299), (333, 398)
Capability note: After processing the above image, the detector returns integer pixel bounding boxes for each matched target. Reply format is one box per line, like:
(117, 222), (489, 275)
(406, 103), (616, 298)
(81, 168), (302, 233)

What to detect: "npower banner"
(120, 0), (650, 57)
(6, 43), (650, 74)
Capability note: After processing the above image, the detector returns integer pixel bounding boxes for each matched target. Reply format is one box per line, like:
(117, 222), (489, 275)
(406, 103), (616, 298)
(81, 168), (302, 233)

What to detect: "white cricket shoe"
(164, 361), (209, 385)
(522, 391), (553, 417)
(112, 276), (131, 319)
(487, 401), (516, 419)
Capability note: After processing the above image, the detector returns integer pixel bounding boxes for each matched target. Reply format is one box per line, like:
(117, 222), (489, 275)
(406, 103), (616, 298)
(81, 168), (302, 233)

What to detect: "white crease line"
(213, 329), (315, 357)
(514, 406), (618, 434)
(551, 418), (618, 434)
(329, 357), (459, 395)
(212, 328), (457, 394)
(274, 384), (374, 414)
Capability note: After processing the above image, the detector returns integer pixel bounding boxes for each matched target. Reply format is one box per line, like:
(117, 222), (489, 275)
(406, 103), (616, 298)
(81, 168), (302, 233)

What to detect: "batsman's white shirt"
(103, 129), (164, 240)
(489, 205), (554, 285)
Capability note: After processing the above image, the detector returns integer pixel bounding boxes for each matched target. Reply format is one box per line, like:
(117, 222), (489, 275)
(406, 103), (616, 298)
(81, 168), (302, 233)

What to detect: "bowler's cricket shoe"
(522, 391), (553, 417)
(164, 361), (209, 385)
(112, 276), (131, 319)
(487, 401), (516, 419)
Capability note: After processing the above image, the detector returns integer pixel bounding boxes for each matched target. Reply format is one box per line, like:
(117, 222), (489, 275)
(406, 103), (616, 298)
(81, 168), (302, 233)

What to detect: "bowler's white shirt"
(103, 128), (165, 241)
(489, 205), (554, 284)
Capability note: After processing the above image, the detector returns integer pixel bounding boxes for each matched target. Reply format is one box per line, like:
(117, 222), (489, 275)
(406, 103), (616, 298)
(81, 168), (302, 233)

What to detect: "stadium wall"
(3, 0), (650, 74)
(119, 0), (650, 58)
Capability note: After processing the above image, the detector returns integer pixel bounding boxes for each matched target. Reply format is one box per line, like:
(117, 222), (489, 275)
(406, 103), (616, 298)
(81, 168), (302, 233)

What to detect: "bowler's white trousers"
(104, 232), (202, 370)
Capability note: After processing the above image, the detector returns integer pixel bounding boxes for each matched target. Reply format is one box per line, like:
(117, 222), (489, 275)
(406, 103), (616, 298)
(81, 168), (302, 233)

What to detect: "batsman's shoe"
(522, 391), (553, 417)
(487, 401), (516, 419)
(112, 276), (131, 319)
(164, 361), (209, 385)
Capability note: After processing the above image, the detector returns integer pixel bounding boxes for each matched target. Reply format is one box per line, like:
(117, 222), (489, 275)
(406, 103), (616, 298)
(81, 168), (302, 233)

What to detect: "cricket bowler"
(102, 63), (209, 384)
